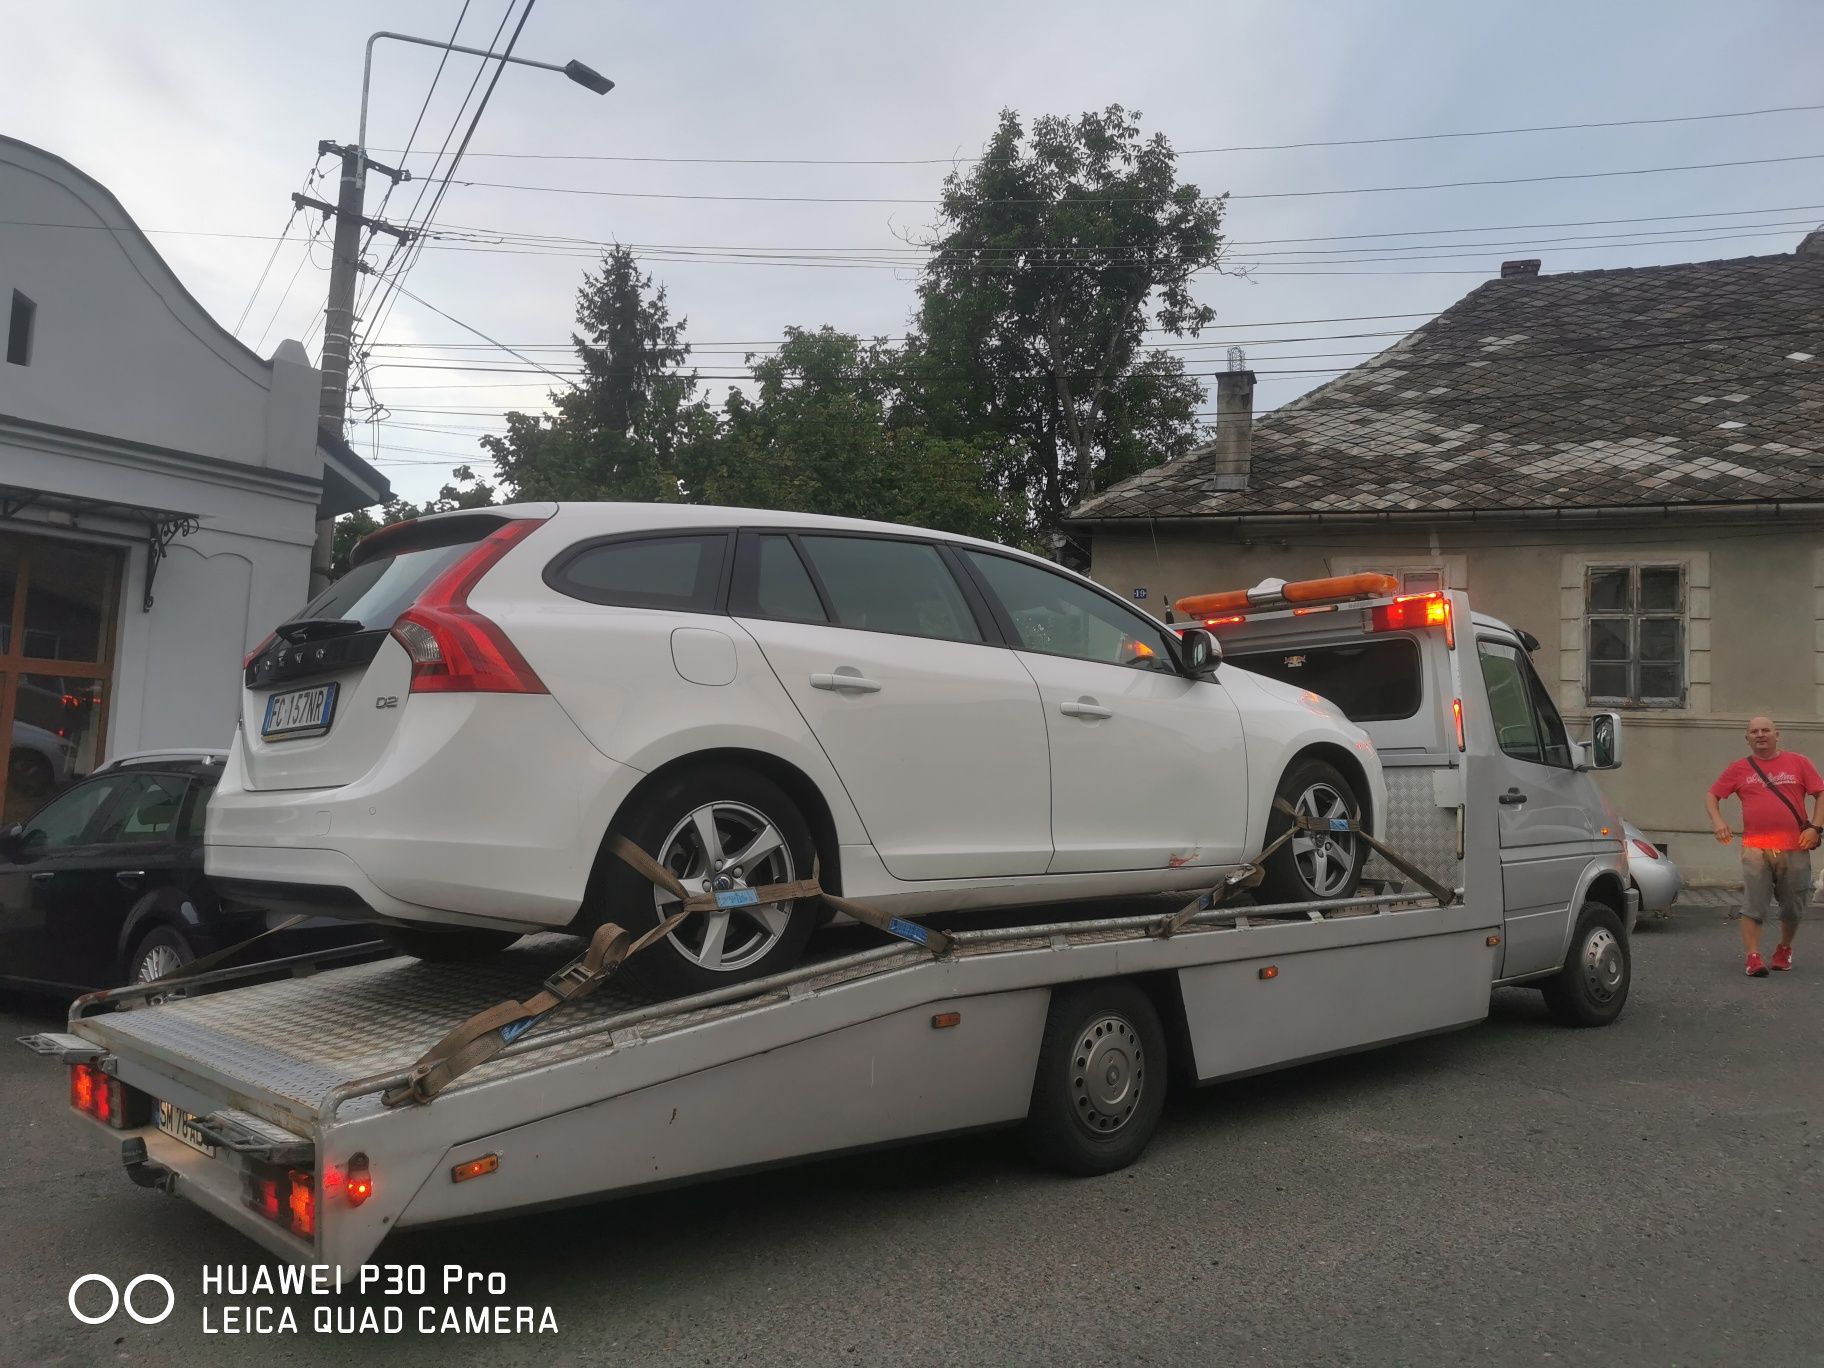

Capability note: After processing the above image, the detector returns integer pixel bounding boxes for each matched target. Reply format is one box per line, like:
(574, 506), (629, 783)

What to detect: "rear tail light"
(1631, 839), (1662, 861)
(390, 519), (548, 694)
(242, 632), (277, 671)
(68, 1064), (149, 1129)
(243, 1162), (319, 1239)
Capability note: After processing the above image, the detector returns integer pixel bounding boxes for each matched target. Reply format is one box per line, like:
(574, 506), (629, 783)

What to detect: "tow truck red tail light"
(68, 1064), (148, 1129)
(243, 1160), (318, 1238)
(344, 1153), (373, 1207)
(1371, 591), (1453, 645)
(390, 519), (549, 695)
(288, 1171), (316, 1237)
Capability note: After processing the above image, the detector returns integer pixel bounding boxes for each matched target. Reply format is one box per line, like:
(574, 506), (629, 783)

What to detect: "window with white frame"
(1585, 564), (1685, 706)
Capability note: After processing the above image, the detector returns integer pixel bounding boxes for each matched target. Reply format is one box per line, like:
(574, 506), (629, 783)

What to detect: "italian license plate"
(156, 1101), (217, 1157)
(262, 683), (337, 739)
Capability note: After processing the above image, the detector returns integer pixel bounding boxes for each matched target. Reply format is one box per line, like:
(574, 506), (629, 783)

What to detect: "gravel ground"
(2, 904), (1818, 1367)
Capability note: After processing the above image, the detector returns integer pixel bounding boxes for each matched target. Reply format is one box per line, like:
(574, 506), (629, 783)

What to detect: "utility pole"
(298, 140), (412, 595)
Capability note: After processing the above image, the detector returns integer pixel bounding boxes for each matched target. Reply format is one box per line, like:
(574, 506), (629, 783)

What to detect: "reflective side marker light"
(1452, 698), (1466, 751)
(931, 1011), (962, 1029)
(1258, 966), (1279, 980)
(1487, 935), (1502, 947)
(345, 1153), (373, 1207)
(452, 1154), (500, 1184)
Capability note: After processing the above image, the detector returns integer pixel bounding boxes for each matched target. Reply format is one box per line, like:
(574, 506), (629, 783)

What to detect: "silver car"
(1625, 821), (1680, 919)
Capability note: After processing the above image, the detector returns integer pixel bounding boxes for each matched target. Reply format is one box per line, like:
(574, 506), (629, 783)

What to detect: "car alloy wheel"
(1289, 780), (1359, 898)
(652, 800), (798, 973)
(135, 944), (186, 983)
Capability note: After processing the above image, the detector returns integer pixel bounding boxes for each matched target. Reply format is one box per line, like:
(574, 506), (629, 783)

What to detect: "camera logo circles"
(68, 1273), (176, 1326)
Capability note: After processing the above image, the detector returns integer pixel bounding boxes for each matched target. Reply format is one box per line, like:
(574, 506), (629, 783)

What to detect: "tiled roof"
(1071, 243), (1824, 522)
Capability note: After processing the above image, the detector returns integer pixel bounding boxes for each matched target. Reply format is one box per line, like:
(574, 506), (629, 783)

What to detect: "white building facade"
(0, 137), (387, 819)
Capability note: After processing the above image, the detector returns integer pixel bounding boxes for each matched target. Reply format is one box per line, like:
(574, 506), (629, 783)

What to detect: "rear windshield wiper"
(275, 617), (367, 645)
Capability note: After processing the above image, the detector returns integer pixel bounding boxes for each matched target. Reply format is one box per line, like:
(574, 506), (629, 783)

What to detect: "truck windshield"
(1230, 637), (1422, 722)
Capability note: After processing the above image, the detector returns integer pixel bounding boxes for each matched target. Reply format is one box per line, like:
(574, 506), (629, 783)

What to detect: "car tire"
(601, 764), (818, 999)
(380, 925), (523, 963)
(1256, 757), (1369, 905)
(1022, 981), (1169, 1176)
(128, 925), (195, 986)
(1540, 901), (1630, 1027)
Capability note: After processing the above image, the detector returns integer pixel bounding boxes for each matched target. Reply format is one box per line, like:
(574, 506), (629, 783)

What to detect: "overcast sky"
(6, 1), (1822, 505)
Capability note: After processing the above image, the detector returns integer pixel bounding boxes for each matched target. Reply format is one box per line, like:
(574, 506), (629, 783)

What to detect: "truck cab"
(1179, 575), (1631, 986)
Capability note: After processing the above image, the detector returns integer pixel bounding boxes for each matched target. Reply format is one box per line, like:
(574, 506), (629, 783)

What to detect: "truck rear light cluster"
(244, 1162), (316, 1238)
(1371, 592), (1454, 646)
(69, 1064), (149, 1129)
(390, 520), (549, 695)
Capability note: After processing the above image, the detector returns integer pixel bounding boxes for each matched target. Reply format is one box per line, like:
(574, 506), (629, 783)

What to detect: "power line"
(370, 99), (1824, 165)
(445, 152), (1824, 205)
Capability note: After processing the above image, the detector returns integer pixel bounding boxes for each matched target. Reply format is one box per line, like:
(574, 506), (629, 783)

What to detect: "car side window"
(1478, 639), (1553, 766)
(20, 776), (124, 850)
(795, 536), (982, 643)
(730, 534), (828, 623)
(549, 533), (729, 612)
(91, 774), (189, 846)
(179, 782), (212, 841)
(962, 551), (1175, 673)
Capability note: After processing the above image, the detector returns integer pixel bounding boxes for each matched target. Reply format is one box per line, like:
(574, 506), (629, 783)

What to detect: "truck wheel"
(1022, 982), (1168, 1176)
(603, 764), (818, 998)
(380, 925), (523, 963)
(128, 926), (195, 985)
(1256, 757), (1368, 905)
(1540, 902), (1630, 1027)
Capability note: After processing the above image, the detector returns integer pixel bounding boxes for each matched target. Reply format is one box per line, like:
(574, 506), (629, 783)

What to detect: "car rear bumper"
(206, 694), (644, 931)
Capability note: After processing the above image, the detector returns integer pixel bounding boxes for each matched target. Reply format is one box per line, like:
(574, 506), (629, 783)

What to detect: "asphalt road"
(3, 907), (1820, 1368)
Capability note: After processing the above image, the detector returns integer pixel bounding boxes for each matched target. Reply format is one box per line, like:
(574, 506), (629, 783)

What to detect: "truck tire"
(1256, 757), (1369, 905)
(381, 925), (523, 963)
(602, 764), (818, 999)
(1022, 982), (1168, 1176)
(1540, 901), (1630, 1027)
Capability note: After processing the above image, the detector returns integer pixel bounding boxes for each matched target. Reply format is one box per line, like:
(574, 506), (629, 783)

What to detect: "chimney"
(1798, 227), (1824, 257)
(1501, 258), (1541, 279)
(1211, 348), (1255, 489)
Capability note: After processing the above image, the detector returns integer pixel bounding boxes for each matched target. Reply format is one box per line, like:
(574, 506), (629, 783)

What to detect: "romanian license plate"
(156, 1101), (217, 1157)
(262, 683), (337, 739)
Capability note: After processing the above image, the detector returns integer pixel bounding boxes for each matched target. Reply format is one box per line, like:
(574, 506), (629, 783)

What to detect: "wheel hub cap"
(1072, 1014), (1144, 1134)
(1582, 927), (1624, 1002)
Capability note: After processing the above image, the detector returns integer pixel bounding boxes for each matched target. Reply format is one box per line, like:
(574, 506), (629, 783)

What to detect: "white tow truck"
(23, 579), (1636, 1275)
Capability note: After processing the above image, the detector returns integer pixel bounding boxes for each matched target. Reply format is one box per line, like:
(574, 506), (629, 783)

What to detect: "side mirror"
(1178, 627), (1222, 678)
(1585, 711), (1622, 770)
(0, 823), (24, 856)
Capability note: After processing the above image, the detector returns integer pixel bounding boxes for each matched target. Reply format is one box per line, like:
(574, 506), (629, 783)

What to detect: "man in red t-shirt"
(1706, 716), (1823, 977)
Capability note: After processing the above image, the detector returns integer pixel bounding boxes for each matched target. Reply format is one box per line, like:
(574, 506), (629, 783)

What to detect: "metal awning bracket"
(143, 514), (200, 612)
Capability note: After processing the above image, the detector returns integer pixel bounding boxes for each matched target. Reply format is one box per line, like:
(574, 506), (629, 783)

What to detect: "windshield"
(290, 538), (486, 632)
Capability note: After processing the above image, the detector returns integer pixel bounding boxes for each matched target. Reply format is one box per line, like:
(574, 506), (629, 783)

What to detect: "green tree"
(481, 246), (717, 502)
(910, 105), (1224, 546)
(705, 327), (999, 537)
(329, 465), (497, 575)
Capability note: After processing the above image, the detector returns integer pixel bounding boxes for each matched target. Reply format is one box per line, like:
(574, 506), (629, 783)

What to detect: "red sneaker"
(1772, 944), (1793, 972)
(1746, 953), (1770, 977)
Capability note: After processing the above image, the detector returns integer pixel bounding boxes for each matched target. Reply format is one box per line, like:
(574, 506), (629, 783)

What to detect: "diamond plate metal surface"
(1365, 767), (1461, 890)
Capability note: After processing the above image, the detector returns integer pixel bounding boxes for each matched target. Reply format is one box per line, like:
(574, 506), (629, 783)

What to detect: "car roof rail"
(95, 748), (228, 772)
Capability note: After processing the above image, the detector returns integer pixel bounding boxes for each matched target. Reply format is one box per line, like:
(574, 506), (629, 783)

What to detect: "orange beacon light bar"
(1175, 573), (1398, 620)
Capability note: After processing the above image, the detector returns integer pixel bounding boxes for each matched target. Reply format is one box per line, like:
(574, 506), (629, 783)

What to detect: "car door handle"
(1059, 698), (1113, 720)
(810, 671), (882, 694)
(1499, 788), (1529, 806)
(115, 870), (146, 889)
(29, 871), (55, 885)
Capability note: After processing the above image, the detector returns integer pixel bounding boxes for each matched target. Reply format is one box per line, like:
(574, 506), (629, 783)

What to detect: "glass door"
(0, 533), (122, 822)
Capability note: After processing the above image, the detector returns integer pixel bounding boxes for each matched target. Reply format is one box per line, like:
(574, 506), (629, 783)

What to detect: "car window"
(20, 776), (125, 850)
(796, 536), (981, 643)
(1522, 652), (1575, 768)
(1230, 638), (1422, 722)
(1477, 640), (1547, 765)
(962, 551), (1174, 672)
(91, 774), (189, 846)
(550, 533), (729, 612)
(732, 534), (828, 623)
(179, 781), (213, 841)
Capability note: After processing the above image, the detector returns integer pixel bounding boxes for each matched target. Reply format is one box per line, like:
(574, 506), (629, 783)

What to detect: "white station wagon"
(207, 505), (1386, 993)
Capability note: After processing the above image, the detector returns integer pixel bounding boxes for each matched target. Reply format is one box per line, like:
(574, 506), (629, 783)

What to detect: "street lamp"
(307, 30), (613, 593)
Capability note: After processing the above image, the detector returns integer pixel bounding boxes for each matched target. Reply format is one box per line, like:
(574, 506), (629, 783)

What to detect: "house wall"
(1086, 520), (1824, 886)
(0, 139), (329, 766)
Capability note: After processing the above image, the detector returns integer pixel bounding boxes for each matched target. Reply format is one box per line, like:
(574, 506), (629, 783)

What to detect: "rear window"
(300, 539), (486, 631)
(1230, 637), (1422, 722)
(547, 533), (729, 612)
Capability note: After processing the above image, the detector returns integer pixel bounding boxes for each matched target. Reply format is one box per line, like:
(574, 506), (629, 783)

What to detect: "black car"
(0, 752), (378, 996)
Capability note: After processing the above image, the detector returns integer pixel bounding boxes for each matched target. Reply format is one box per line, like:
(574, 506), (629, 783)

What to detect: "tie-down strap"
(383, 835), (953, 1106)
(1151, 797), (1457, 939)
